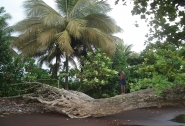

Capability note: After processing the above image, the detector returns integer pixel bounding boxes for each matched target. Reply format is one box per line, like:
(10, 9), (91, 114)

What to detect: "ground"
(0, 97), (185, 126)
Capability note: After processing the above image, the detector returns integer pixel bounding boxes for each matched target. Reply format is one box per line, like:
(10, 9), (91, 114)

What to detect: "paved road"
(0, 107), (184, 126)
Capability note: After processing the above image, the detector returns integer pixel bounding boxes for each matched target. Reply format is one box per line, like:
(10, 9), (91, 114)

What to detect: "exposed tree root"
(21, 82), (185, 118)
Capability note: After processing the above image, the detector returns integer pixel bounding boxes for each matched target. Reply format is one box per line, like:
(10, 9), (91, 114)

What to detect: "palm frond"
(37, 55), (48, 67)
(13, 18), (42, 32)
(84, 13), (122, 34)
(38, 28), (57, 46)
(70, 0), (111, 19)
(55, 0), (77, 16)
(23, 0), (57, 17)
(47, 47), (63, 63)
(0, 7), (12, 29)
(80, 27), (116, 56)
(69, 56), (78, 68)
(69, 0), (91, 18)
(66, 19), (87, 39)
(18, 40), (41, 58)
(56, 30), (74, 56)
(117, 43), (133, 57)
(124, 44), (133, 56)
(23, 0), (66, 27)
(43, 13), (66, 26)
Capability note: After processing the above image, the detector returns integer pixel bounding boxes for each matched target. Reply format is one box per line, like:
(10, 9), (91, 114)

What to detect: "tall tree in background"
(12, 0), (122, 89)
(115, 0), (185, 92)
(115, 0), (185, 46)
(111, 41), (133, 93)
(112, 42), (133, 71)
(0, 7), (13, 95)
(0, 7), (12, 64)
(131, 0), (185, 46)
(0, 6), (12, 74)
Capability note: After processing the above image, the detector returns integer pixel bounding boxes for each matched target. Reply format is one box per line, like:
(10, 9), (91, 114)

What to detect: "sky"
(1, 0), (148, 52)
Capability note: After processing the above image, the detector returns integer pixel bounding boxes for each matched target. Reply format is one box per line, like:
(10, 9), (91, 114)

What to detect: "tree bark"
(65, 55), (69, 90)
(22, 82), (185, 118)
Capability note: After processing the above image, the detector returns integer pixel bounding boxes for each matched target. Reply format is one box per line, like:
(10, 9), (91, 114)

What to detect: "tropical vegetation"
(115, 0), (185, 93)
(1, 0), (185, 98)
(12, 0), (122, 90)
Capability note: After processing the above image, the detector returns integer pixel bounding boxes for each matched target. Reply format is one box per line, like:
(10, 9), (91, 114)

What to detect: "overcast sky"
(1, 0), (148, 52)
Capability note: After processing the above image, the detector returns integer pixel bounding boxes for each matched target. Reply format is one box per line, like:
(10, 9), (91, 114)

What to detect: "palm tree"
(0, 7), (12, 65)
(0, 7), (18, 56)
(12, 0), (122, 89)
(0, 7), (11, 31)
(112, 39), (133, 70)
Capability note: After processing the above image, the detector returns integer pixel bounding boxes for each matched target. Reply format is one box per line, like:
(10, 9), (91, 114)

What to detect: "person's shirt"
(120, 71), (125, 80)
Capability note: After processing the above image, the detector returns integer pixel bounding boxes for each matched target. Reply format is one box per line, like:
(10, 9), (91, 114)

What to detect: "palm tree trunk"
(65, 0), (69, 90)
(65, 55), (69, 90)
(55, 56), (58, 78)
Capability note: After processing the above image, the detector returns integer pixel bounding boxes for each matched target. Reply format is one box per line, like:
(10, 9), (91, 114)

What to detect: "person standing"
(119, 69), (126, 94)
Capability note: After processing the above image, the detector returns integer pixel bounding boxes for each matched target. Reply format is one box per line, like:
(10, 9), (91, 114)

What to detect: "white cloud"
(1, 0), (148, 52)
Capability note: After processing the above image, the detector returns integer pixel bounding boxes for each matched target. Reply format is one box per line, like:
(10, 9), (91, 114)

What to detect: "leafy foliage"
(0, 56), (52, 97)
(0, 7), (12, 71)
(126, 52), (144, 92)
(72, 50), (118, 98)
(112, 43), (127, 70)
(24, 58), (50, 81)
(111, 43), (131, 93)
(116, 0), (185, 46)
(115, 0), (185, 94)
(129, 42), (185, 94)
(12, 0), (122, 88)
(0, 7), (14, 96)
